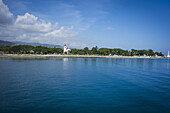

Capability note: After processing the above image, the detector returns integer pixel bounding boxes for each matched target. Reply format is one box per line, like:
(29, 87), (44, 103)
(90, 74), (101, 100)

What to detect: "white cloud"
(0, 0), (14, 24)
(16, 34), (27, 40)
(14, 13), (53, 33)
(13, 13), (78, 44)
(0, 0), (87, 48)
(15, 13), (38, 24)
(43, 26), (77, 38)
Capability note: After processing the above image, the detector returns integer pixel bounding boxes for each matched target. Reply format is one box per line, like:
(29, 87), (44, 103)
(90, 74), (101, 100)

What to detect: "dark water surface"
(0, 58), (170, 113)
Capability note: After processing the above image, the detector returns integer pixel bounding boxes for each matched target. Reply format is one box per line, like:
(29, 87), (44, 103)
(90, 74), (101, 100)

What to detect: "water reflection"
(0, 57), (51, 62)
(62, 58), (70, 71)
(63, 58), (69, 62)
(0, 57), (169, 74)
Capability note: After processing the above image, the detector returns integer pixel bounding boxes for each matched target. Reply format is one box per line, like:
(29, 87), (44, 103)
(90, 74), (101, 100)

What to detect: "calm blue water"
(0, 58), (170, 113)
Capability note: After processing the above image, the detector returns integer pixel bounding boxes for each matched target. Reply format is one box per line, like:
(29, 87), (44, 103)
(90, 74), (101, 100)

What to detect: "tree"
(34, 46), (49, 54)
(0, 45), (164, 56)
(56, 48), (63, 54)
(158, 52), (164, 56)
(70, 49), (78, 54)
(148, 49), (154, 56)
(91, 46), (98, 54)
(98, 48), (110, 55)
(131, 49), (137, 56)
(77, 50), (85, 55)
(83, 47), (89, 55)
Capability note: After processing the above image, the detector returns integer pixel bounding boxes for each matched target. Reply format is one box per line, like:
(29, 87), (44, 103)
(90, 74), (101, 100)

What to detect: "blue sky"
(0, 0), (170, 54)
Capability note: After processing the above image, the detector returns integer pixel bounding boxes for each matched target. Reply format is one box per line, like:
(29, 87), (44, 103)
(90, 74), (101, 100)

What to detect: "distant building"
(63, 44), (71, 54)
(155, 54), (158, 56)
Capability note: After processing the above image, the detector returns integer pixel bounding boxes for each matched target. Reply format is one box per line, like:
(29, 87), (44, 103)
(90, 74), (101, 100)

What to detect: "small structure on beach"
(63, 44), (71, 54)
(155, 54), (158, 56)
(30, 50), (34, 54)
(0, 51), (4, 54)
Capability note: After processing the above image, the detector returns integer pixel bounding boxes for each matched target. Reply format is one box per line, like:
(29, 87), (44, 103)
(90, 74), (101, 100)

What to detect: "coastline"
(0, 54), (167, 59)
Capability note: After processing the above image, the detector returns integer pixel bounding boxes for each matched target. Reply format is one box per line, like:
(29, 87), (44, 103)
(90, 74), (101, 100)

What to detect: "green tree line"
(0, 45), (164, 56)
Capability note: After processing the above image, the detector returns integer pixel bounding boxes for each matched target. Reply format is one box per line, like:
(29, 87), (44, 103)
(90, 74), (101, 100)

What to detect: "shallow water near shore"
(0, 58), (170, 113)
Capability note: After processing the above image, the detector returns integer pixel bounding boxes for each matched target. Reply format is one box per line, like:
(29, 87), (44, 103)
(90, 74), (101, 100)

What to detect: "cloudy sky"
(0, 0), (170, 53)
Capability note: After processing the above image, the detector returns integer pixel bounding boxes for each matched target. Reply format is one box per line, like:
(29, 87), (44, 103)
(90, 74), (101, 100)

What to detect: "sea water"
(0, 58), (170, 113)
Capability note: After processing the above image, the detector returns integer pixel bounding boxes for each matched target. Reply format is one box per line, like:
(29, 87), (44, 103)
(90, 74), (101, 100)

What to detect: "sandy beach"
(0, 54), (166, 59)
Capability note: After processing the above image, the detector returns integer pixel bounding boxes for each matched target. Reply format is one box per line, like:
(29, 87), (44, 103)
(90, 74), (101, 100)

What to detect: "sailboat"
(167, 51), (170, 58)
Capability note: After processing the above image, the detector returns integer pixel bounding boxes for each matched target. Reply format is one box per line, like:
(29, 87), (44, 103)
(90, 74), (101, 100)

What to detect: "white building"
(63, 44), (71, 54)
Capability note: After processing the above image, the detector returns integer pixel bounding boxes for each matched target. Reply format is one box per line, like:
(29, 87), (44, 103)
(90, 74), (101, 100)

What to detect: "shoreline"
(0, 54), (168, 59)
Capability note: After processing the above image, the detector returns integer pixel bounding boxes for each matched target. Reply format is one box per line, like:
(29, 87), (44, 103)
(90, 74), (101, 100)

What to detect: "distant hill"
(0, 40), (62, 48)
(0, 40), (15, 46)
(12, 41), (62, 48)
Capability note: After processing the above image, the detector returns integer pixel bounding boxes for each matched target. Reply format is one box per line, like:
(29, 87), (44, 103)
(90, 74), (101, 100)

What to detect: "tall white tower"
(63, 44), (71, 54)
(64, 44), (67, 53)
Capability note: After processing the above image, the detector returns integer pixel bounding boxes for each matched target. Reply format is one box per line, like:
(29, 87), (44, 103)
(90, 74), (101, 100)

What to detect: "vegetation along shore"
(0, 45), (165, 59)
